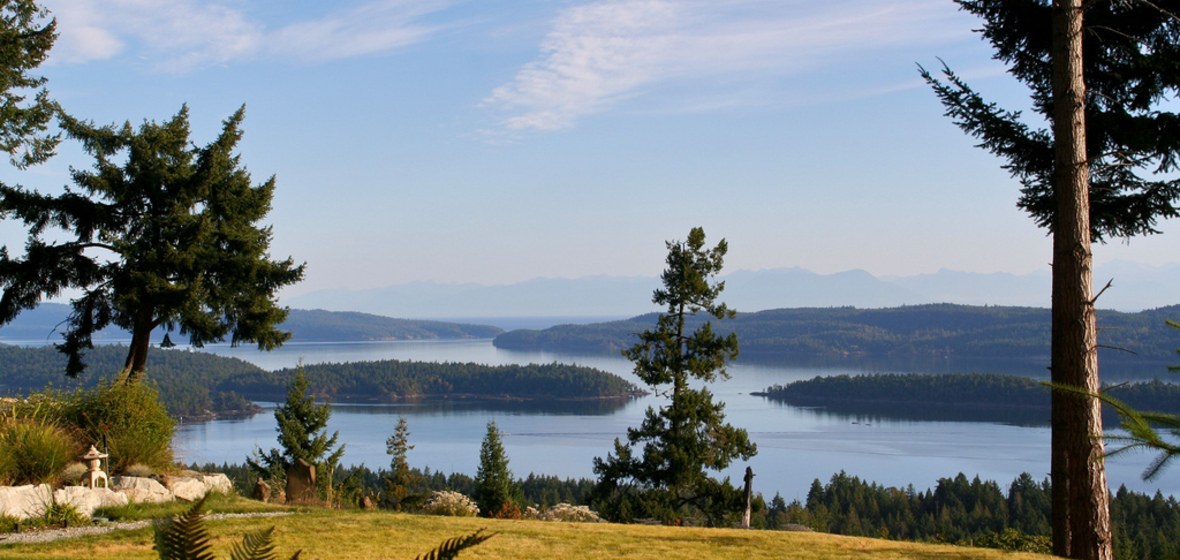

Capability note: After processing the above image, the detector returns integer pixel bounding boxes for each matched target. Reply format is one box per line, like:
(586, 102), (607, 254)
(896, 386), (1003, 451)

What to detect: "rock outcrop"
(0, 473), (234, 521)
(52, 486), (128, 517)
(110, 476), (173, 504)
(198, 474), (233, 496)
(0, 484), (52, 520)
(158, 476), (206, 502)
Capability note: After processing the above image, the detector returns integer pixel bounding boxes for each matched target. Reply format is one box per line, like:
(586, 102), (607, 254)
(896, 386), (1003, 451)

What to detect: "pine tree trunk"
(1049, 1), (1111, 558)
(121, 314), (154, 383)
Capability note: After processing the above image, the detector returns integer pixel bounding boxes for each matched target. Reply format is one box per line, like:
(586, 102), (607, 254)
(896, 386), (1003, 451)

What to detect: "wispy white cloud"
(486, 0), (974, 132)
(47, 0), (450, 73)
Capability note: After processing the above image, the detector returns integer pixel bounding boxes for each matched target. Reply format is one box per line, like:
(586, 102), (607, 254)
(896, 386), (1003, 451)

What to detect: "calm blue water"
(169, 339), (1180, 502)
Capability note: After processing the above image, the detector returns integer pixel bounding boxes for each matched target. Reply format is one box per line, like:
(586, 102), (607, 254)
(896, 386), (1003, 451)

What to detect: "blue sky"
(2, 0), (1177, 300)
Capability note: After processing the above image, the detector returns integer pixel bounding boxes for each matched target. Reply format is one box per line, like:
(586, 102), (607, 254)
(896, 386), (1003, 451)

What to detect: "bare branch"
(1091, 278), (1114, 304)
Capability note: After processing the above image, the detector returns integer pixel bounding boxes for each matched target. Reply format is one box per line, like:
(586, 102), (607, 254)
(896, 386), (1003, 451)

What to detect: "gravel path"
(0, 512), (293, 545)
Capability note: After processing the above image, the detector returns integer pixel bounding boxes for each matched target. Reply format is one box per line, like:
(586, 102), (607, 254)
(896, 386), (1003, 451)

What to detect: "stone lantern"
(79, 445), (109, 489)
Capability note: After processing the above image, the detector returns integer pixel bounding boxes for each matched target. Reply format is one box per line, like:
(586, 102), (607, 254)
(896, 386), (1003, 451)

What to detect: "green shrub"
(973, 528), (1052, 554)
(43, 501), (86, 527)
(59, 462), (89, 486)
(0, 503), (86, 533)
(0, 420), (82, 485)
(61, 382), (175, 473)
(123, 463), (155, 477)
(0, 514), (19, 533)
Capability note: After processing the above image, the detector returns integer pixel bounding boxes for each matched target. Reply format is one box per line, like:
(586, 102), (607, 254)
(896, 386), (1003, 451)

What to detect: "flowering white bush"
(421, 491), (480, 517)
(538, 503), (601, 523)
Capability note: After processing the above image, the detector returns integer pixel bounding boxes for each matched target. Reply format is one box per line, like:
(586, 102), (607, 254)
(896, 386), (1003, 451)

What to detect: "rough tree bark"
(120, 312), (156, 383)
(1048, 1), (1111, 558)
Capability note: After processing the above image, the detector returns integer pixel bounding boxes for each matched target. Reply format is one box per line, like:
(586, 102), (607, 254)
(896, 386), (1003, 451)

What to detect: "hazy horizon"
(1, 1), (1177, 302)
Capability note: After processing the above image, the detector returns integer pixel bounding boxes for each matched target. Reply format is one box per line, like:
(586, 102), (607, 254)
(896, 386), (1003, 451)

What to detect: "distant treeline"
(280, 309), (502, 341)
(768, 471), (1179, 560)
(0, 344), (263, 420)
(0, 345), (639, 418)
(493, 303), (1180, 361)
(757, 373), (1180, 424)
(222, 360), (642, 403)
(0, 303), (503, 343)
(199, 461), (596, 512)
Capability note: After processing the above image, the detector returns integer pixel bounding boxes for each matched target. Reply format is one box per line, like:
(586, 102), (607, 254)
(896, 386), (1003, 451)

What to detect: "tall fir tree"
(473, 419), (518, 517)
(922, 2), (1180, 557)
(591, 227), (756, 525)
(0, 105), (305, 381)
(248, 365), (344, 495)
(383, 415), (422, 509)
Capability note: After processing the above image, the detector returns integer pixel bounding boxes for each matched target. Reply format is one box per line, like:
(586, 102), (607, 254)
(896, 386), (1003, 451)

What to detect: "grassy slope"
(5, 507), (1053, 560)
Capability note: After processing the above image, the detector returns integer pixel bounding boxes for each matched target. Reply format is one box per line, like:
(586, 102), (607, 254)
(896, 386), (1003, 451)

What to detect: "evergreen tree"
(922, 2), (1180, 557)
(591, 227), (756, 525)
(0, 105), (305, 380)
(383, 415), (423, 509)
(0, 0), (57, 168)
(473, 419), (517, 517)
(248, 366), (344, 493)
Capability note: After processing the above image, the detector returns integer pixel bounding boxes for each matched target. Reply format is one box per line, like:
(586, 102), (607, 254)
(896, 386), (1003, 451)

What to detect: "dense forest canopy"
(771, 471), (1179, 560)
(494, 303), (1180, 361)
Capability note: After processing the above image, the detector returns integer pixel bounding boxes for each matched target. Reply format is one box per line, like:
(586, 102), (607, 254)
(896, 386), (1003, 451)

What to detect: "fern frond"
(1050, 381), (1180, 480)
(154, 496), (216, 560)
(413, 529), (494, 560)
(230, 527), (278, 560)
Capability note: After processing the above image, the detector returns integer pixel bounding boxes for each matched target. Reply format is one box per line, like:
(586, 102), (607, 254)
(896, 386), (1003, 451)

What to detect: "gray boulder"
(52, 486), (129, 517)
(159, 476), (207, 502)
(0, 484), (51, 520)
(111, 476), (173, 504)
(199, 473), (233, 495)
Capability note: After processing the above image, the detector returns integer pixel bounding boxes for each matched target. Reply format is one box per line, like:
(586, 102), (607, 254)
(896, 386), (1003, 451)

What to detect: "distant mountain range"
(285, 261), (1179, 318)
(3, 261), (1174, 345)
(0, 306), (501, 344)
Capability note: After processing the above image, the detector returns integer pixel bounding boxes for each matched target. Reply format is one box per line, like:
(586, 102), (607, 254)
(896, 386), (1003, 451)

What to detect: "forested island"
(493, 303), (1180, 362)
(0, 344), (639, 420)
(756, 373), (1180, 425)
(220, 360), (643, 403)
(0, 304), (502, 343)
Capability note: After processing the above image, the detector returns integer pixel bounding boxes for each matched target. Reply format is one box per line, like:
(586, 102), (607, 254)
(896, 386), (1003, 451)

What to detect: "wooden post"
(741, 466), (754, 529)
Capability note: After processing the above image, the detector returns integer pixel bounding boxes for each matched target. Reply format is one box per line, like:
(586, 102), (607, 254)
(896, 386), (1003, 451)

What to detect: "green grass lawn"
(2, 503), (1056, 560)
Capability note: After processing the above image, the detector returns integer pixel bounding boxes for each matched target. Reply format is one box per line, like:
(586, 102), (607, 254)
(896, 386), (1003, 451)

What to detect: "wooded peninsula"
(0, 304), (504, 343)
(493, 303), (1180, 362)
